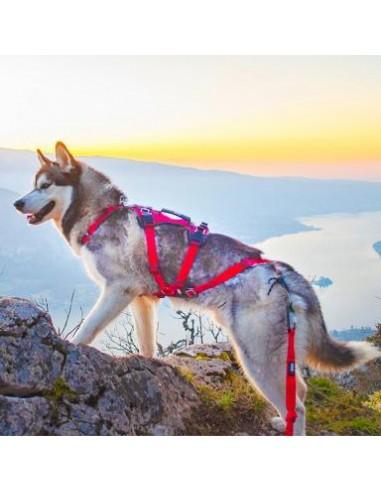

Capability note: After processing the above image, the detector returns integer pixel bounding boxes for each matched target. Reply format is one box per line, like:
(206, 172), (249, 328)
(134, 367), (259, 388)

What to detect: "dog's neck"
(56, 165), (125, 249)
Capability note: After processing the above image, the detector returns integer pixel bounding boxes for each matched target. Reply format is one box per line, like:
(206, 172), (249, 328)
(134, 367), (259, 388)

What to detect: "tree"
(104, 308), (227, 357)
(104, 312), (140, 355)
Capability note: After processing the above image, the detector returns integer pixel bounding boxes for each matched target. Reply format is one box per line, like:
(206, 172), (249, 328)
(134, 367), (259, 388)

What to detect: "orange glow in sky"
(1, 56), (381, 180)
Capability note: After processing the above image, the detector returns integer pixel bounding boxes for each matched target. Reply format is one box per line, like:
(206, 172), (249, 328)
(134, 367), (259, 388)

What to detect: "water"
(257, 211), (381, 331)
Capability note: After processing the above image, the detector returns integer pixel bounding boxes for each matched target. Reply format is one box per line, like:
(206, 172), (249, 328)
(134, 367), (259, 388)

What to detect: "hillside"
(1, 296), (381, 436)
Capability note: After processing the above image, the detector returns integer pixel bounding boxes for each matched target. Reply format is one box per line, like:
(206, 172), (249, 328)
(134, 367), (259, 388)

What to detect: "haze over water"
(257, 211), (381, 331)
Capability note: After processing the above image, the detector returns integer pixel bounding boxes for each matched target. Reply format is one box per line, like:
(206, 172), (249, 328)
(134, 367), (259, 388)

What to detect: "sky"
(0, 56), (381, 180)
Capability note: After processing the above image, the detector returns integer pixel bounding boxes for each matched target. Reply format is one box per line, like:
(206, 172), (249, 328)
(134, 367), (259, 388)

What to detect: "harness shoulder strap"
(134, 207), (172, 296)
(81, 204), (124, 245)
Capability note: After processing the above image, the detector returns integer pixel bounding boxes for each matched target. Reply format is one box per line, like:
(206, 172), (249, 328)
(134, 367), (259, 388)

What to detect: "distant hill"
(3, 148), (381, 244)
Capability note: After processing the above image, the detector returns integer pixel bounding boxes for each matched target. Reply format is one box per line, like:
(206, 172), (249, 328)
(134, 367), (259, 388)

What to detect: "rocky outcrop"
(0, 297), (275, 436)
(0, 297), (200, 435)
(5, 297), (381, 435)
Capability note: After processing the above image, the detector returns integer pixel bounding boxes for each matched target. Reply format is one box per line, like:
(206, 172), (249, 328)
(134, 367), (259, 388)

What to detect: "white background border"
(1, 1), (381, 491)
(0, 0), (381, 55)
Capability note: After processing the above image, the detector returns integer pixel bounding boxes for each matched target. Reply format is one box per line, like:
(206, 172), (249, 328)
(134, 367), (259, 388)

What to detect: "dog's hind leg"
(224, 294), (307, 436)
(270, 369), (307, 433)
(130, 296), (159, 358)
(72, 284), (134, 345)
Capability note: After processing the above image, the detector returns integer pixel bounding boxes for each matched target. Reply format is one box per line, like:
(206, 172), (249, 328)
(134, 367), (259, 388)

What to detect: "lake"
(256, 211), (381, 331)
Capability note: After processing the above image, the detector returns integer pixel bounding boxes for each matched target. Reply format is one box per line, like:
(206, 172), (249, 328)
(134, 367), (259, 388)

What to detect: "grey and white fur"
(14, 142), (381, 435)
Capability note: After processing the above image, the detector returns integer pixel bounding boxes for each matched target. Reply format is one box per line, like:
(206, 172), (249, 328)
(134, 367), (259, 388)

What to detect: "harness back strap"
(185, 257), (272, 297)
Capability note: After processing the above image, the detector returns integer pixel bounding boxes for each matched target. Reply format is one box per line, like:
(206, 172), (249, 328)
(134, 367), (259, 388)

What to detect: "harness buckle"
(188, 222), (209, 245)
(138, 207), (154, 226)
(81, 232), (91, 245)
(119, 195), (128, 207)
(158, 285), (177, 297)
(287, 361), (296, 376)
(184, 287), (198, 298)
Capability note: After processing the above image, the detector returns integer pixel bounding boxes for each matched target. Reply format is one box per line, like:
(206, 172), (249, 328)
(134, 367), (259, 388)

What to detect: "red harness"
(80, 203), (297, 435)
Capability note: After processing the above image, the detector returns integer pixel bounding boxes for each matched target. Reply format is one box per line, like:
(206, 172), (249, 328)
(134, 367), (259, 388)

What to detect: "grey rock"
(167, 342), (235, 386)
(0, 297), (200, 435)
(0, 395), (52, 435)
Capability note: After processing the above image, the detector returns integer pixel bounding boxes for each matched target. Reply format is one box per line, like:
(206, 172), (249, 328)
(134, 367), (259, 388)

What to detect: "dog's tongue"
(27, 214), (38, 224)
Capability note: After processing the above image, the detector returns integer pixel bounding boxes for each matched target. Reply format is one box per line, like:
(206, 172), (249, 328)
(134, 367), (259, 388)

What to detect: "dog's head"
(14, 142), (82, 225)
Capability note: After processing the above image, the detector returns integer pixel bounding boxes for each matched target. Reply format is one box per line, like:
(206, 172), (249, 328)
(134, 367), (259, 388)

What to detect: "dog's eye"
(40, 183), (51, 190)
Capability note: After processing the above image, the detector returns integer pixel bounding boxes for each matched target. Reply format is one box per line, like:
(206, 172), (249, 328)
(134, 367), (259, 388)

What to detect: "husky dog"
(14, 142), (380, 435)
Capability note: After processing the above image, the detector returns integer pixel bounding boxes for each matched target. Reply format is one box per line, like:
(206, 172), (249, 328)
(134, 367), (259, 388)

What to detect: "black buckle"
(189, 222), (208, 245)
(287, 361), (296, 376)
(138, 207), (154, 226)
(184, 287), (198, 298)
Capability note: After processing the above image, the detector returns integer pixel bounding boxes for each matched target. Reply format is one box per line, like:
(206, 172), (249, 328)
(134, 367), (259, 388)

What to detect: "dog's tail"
(303, 308), (380, 372)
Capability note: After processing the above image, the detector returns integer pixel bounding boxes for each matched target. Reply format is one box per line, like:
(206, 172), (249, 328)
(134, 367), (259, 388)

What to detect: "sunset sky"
(1, 56), (381, 180)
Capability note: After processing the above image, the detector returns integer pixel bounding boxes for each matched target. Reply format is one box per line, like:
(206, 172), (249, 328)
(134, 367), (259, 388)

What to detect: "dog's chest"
(80, 248), (108, 286)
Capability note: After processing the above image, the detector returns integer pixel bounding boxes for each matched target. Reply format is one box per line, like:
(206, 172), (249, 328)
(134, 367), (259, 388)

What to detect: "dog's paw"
(270, 416), (286, 433)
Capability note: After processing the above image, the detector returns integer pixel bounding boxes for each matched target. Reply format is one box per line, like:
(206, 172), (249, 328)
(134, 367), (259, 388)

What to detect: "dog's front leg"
(130, 296), (159, 358)
(71, 284), (134, 345)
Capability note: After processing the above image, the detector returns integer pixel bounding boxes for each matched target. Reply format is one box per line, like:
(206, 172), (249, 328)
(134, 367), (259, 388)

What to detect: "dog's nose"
(13, 199), (25, 211)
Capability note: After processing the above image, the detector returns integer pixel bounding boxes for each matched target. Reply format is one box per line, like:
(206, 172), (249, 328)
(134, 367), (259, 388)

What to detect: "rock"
(330, 359), (381, 395)
(0, 297), (200, 436)
(167, 342), (235, 386)
(0, 297), (276, 436)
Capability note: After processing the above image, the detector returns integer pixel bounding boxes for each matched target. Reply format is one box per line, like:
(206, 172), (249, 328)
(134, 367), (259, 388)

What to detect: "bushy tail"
(304, 311), (381, 372)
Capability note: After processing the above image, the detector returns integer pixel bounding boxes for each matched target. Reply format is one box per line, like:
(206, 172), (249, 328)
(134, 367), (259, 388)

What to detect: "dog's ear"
(55, 141), (78, 171)
(36, 149), (53, 168)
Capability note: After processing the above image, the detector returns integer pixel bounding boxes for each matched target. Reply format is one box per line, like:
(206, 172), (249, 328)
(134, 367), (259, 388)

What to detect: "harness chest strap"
(81, 204), (124, 245)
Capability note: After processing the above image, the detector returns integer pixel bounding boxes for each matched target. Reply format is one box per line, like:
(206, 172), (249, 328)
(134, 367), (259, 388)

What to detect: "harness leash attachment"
(285, 303), (297, 436)
(267, 265), (298, 436)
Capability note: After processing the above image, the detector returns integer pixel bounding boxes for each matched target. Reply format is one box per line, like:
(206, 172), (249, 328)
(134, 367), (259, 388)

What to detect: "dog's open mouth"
(27, 201), (55, 224)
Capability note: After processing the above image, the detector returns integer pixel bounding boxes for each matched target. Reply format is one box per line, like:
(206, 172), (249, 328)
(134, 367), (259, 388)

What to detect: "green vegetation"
(185, 367), (268, 435)
(177, 324), (381, 435)
(43, 377), (78, 403)
(364, 390), (381, 413)
(367, 323), (381, 347)
(306, 376), (381, 436)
